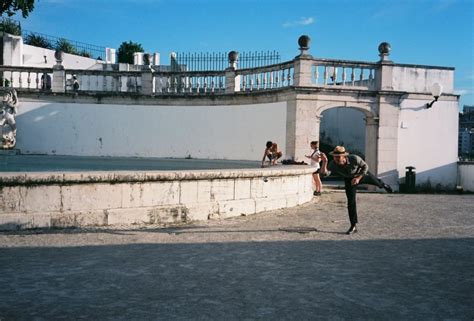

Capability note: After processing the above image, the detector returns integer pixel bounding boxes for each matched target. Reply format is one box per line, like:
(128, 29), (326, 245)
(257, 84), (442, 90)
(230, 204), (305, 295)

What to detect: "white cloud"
(283, 17), (315, 28)
(454, 89), (473, 96)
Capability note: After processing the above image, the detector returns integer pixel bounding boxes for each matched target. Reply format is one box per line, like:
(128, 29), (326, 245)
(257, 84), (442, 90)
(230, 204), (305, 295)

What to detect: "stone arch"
(314, 101), (377, 120)
(314, 101), (379, 173)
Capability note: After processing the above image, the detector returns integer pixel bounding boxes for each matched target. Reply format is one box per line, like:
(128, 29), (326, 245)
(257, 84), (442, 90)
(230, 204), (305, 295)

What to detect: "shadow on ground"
(1, 238), (472, 320)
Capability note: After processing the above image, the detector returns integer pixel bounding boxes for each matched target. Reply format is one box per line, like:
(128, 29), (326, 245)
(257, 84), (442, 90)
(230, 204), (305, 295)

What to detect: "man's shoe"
(382, 183), (393, 193)
(346, 225), (357, 235)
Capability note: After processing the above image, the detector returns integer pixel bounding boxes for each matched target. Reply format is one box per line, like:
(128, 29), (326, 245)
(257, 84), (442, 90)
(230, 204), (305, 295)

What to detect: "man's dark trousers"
(343, 172), (385, 226)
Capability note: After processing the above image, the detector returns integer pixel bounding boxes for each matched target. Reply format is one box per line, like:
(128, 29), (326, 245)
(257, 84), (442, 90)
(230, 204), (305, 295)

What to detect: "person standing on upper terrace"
(261, 141), (282, 168)
(320, 146), (392, 235)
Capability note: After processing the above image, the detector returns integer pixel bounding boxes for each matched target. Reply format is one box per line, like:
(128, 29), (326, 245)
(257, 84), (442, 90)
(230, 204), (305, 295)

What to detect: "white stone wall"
(16, 101), (287, 161)
(391, 66), (454, 94)
(23, 44), (101, 69)
(0, 167), (315, 230)
(1, 33), (101, 69)
(397, 98), (459, 188)
(458, 163), (474, 192)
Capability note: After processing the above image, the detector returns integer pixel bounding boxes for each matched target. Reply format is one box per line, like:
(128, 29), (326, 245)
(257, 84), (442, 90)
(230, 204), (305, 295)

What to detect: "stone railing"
(65, 68), (143, 93)
(0, 65), (53, 90)
(0, 54), (379, 95)
(236, 61), (294, 91)
(309, 59), (377, 90)
(152, 70), (227, 94)
(0, 56), (384, 95)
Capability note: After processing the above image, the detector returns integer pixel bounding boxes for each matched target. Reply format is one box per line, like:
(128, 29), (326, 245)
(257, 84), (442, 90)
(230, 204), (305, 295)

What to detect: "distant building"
(458, 105), (474, 157)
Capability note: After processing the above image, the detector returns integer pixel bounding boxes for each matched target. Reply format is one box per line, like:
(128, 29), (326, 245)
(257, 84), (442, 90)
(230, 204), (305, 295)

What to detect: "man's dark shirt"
(325, 154), (369, 178)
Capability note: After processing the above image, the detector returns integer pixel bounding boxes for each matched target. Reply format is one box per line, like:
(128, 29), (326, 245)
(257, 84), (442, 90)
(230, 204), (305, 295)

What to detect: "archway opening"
(319, 107), (366, 158)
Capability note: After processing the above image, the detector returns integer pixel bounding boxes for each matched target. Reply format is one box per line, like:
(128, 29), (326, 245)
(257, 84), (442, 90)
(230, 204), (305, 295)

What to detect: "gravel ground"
(0, 192), (473, 320)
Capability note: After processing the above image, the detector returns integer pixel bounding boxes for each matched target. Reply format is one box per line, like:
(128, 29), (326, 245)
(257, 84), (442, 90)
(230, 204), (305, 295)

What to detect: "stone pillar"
(225, 51), (240, 94)
(286, 98), (319, 161)
(365, 115), (379, 173)
(376, 95), (400, 188)
(374, 42), (399, 188)
(293, 35), (313, 87)
(293, 56), (313, 87)
(1, 32), (23, 66)
(225, 69), (240, 93)
(375, 42), (394, 91)
(140, 59), (155, 95)
(52, 51), (65, 93)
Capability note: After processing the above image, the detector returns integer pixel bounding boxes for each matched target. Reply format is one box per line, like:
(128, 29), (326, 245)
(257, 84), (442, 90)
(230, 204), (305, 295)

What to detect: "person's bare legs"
(312, 172), (322, 195)
(314, 172), (322, 193)
(272, 152), (283, 165)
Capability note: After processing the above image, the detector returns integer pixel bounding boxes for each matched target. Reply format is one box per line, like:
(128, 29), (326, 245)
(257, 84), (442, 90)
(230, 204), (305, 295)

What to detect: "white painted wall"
(397, 99), (459, 188)
(459, 163), (474, 192)
(22, 44), (101, 69)
(391, 66), (454, 94)
(16, 101), (287, 161)
(1, 32), (102, 69)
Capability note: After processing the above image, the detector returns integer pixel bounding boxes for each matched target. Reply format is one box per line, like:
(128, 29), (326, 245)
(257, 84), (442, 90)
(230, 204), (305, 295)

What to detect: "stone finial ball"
(298, 35), (311, 49)
(378, 42), (391, 55)
(143, 53), (151, 65)
(54, 50), (64, 61)
(228, 51), (239, 63)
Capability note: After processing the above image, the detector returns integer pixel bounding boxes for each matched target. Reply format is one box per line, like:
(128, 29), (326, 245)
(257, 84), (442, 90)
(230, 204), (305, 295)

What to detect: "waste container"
(405, 166), (416, 193)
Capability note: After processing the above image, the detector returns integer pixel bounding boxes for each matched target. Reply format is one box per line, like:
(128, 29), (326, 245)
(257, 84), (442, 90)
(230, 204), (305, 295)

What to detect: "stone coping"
(0, 165), (316, 186)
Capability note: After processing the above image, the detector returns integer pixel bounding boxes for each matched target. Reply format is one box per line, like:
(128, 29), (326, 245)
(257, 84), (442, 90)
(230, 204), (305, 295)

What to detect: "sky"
(10, 0), (474, 110)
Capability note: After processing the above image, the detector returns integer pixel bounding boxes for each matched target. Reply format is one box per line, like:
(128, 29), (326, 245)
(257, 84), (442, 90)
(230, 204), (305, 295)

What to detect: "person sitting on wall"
(261, 141), (283, 167)
(320, 146), (393, 235)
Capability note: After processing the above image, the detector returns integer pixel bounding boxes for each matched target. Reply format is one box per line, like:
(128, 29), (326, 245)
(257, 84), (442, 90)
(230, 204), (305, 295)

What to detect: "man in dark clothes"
(320, 146), (392, 235)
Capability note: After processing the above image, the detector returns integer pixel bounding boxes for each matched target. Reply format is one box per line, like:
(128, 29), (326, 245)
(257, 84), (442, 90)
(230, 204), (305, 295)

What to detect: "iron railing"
(172, 51), (281, 71)
(22, 30), (106, 59)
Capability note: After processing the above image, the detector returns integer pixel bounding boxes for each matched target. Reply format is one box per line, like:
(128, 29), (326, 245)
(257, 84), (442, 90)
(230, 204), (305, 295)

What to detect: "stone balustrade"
(0, 57), (381, 95)
(0, 65), (53, 90)
(310, 59), (377, 89)
(236, 61), (294, 91)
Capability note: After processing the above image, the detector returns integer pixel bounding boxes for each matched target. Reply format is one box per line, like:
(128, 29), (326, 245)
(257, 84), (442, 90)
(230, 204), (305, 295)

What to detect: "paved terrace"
(0, 192), (473, 320)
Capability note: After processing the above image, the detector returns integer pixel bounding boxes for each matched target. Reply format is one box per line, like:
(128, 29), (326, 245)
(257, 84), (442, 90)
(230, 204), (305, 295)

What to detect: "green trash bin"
(405, 166), (416, 193)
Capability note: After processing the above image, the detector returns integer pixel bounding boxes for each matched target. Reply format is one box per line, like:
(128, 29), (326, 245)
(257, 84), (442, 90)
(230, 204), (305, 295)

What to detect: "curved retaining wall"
(0, 166), (315, 230)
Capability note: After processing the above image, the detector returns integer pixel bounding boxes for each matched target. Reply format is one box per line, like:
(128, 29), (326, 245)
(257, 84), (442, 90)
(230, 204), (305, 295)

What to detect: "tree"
(117, 41), (144, 64)
(0, 17), (21, 35)
(1, 0), (35, 18)
(24, 33), (53, 49)
(56, 38), (78, 55)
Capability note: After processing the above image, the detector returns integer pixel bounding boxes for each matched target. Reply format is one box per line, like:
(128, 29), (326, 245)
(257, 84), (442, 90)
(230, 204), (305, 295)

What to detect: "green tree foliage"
(24, 33), (53, 49)
(0, 17), (21, 35)
(78, 50), (91, 58)
(56, 38), (78, 55)
(1, 0), (35, 18)
(117, 41), (144, 64)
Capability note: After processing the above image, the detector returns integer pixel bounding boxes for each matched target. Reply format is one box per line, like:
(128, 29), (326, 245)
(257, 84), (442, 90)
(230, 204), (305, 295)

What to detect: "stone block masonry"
(0, 166), (315, 230)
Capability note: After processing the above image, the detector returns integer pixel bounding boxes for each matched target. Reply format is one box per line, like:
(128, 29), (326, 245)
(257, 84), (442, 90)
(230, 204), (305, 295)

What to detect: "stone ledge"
(0, 166), (315, 186)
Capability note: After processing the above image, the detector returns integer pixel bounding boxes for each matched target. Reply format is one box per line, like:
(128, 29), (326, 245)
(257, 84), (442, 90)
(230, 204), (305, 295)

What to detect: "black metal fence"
(172, 51), (281, 71)
(1, 16), (106, 59)
(22, 30), (106, 59)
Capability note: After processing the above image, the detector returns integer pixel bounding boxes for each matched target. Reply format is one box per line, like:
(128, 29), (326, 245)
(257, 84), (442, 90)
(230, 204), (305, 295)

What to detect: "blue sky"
(12, 0), (474, 109)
